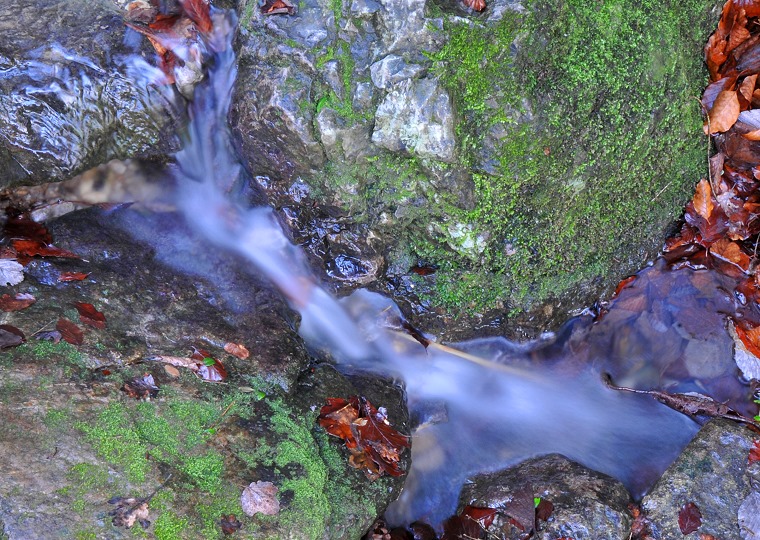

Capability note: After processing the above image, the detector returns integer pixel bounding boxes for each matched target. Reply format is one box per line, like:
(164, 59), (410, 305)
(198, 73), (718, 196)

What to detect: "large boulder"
(0, 207), (408, 539)
(232, 0), (720, 339)
(0, 0), (180, 188)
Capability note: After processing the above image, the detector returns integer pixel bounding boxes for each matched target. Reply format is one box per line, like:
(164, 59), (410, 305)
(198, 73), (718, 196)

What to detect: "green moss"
(154, 512), (188, 540)
(21, 340), (85, 364)
(404, 0), (715, 314)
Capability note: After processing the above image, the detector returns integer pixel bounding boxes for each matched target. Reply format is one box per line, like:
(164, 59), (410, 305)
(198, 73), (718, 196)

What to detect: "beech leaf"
(241, 481), (279, 516)
(0, 324), (25, 349)
(0, 293), (35, 312)
(0, 259), (24, 286)
(693, 179), (715, 222)
(708, 90), (740, 134)
(74, 302), (106, 329)
(56, 318), (84, 346)
(678, 502), (702, 535)
(224, 341), (250, 359)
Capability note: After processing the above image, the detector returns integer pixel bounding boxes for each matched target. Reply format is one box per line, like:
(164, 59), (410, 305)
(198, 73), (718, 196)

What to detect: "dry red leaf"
(0, 293), (35, 312)
(11, 239), (80, 261)
(56, 318), (84, 346)
(462, 0), (486, 11)
(318, 395), (409, 480)
(74, 302), (106, 329)
(708, 90), (741, 133)
(224, 341), (250, 359)
(750, 440), (760, 463)
(58, 272), (90, 282)
(678, 502), (702, 535)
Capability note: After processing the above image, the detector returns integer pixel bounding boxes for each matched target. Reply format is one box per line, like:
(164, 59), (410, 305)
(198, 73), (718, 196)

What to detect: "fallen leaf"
(11, 239), (80, 260)
(441, 506), (496, 540)
(410, 264), (437, 276)
(678, 502), (702, 534)
(219, 514), (242, 535)
(121, 373), (159, 399)
(240, 481), (279, 516)
(0, 325), (25, 349)
(0, 293), (35, 312)
(693, 179), (715, 222)
(503, 486), (536, 534)
(708, 238), (752, 275)
(260, 0), (297, 15)
(318, 396), (409, 480)
(58, 272), (90, 282)
(149, 349), (227, 382)
(462, 0), (486, 11)
(74, 302), (106, 329)
(224, 341), (250, 359)
(163, 365), (181, 378)
(0, 259), (24, 286)
(34, 330), (62, 343)
(56, 318), (84, 346)
(536, 498), (554, 521)
(708, 90), (741, 134)
(108, 496), (151, 529)
(179, 0), (213, 34)
(750, 440), (760, 463)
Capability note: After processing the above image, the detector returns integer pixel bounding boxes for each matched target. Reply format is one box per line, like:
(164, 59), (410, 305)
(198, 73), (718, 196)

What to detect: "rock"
(739, 491), (760, 540)
(372, 77), (456, 162)
(459, 454), (632, 540)
(642, 419), (756, 540)
(370, 54), (425, 89)
(0, 207), (406, 539)
(0, 0), (180, 187)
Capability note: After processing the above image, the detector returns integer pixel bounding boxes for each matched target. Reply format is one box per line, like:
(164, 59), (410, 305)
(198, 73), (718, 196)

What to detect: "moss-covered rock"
(233, 0), (719, 339)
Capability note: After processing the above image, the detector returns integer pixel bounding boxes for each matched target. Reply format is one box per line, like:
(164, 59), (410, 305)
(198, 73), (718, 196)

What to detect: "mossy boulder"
(233, 0), (719, 339)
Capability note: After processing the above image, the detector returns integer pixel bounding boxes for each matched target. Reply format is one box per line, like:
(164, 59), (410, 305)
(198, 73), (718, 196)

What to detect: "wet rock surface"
(459, 454), (632, 540)
(0, 207), (407, 539)
(642, 419), (756, 540)
(0, 0), (181, 188)
(230, 0), (720, 341)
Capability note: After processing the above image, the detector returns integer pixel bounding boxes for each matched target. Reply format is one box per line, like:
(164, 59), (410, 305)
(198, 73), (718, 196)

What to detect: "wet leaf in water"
(0, 325), (25, 349)
(441, 505), (497, 539)
(240, 481), (280, 516)
(224, 341), (250, 359)
(179, 0), (213, 33)
(56, 318), (84, 346)
(121, 373), (159, 399)
(0, 293), (35, 312)
(678, 502), (702, 534)
(73, 302), (106, 329)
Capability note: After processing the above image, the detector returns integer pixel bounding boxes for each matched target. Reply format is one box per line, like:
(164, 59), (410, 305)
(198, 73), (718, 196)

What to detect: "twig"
(207, 399), (237, 431)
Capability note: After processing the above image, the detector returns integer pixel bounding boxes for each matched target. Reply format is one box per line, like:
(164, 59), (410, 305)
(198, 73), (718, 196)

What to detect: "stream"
(164, 7), (754, 528)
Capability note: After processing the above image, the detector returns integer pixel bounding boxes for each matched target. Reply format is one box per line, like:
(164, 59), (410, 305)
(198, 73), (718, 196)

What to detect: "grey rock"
(372, 77), (456, 161)
(0, 0), (180, 188)
(642, 419), (756, 540)
(370, 54), (425, 89)
(350, 0), (382, 18)
(353, 81), (376, 110)
(231, 62), (325, 179)
(460, 454), (632, 540)
(739, 491), (760, 540)
(317, 108), (374, 160)
(375, 0), (438, 53)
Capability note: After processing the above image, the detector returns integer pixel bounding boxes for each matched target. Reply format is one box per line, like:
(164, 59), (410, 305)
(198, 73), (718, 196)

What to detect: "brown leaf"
(179, 0), (213, 33)
(240, 481), (279, 516)
(708, 238), (751, 275)
(58, 272), (90, 282)
(678, 502), (702, 535)
(750, 440), (760, 463)
(740, 74), (758, 103)
(708, 90), (740, 134)
(462, 0), (486, 11)
(0, 324), (25, 349)
(260, 0), (297, 15)
(11, 239), (80, 261)
(693, 179), (715, 222)
(736, 324), (760, 359)
(219, 514), (242, 535)
(536, 498), (554, 521)
(0, 293), (35, 312)
(121, 373), (159, 400)
(190, 347), (228, 381)
(503, 486), (536, 534)
(74, 302), (106, 329)
(56, 318), (84, 346)
(224, 341), (250, 359)
(163, 365), (181, 378)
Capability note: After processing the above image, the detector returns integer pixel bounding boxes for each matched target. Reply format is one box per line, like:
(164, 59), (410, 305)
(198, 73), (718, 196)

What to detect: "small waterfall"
(162, 7), (720, 527)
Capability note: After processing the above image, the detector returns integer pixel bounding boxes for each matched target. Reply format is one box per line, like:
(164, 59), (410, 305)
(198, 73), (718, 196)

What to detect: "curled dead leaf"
(224, 341), (250, 359)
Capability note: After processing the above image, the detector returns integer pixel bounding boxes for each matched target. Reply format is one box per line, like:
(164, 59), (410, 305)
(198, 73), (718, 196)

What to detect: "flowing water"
(122, 8), (754, 528)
